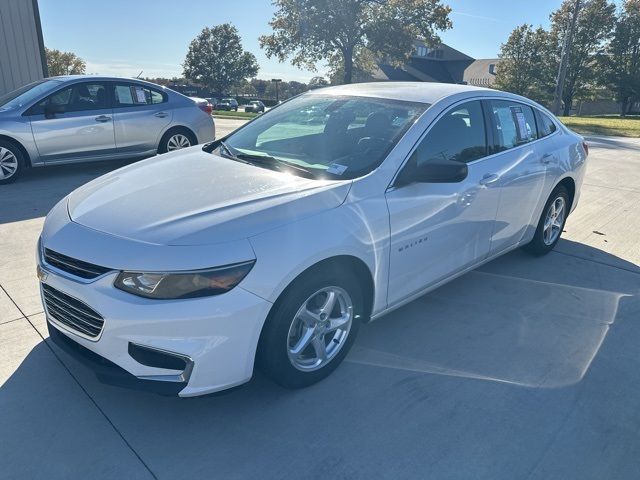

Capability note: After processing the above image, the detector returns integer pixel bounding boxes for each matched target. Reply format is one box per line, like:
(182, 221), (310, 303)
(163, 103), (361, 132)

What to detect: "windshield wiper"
(219, 142), (316, 178)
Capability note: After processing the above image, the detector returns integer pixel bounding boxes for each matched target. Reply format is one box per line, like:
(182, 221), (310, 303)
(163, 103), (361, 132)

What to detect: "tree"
(601, 0), (640, 116)
(260, 0), (452, 84)
(550, 0), (617, 115)
(308, 76), (329, 89)
(45, 48), (86, 76)
(183, 24), (259, 94)
(494, 25), (555, 103)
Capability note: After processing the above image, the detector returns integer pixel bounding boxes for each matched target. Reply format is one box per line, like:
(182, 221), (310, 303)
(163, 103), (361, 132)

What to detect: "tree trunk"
(343, 47), (354, 84)
(621, 97), (629, 118)
(562, 96), (572, 116)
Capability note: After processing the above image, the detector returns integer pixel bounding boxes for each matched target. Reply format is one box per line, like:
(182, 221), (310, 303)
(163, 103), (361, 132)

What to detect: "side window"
(30, 83), (108, 114)
(113, 84), (166, 107)
(490, 100), (538, 151)
(536, 110), (557, 138)
(413, 100), (487, 166)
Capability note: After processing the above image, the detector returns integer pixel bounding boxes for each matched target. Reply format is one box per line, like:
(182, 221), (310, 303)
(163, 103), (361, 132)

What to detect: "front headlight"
(114, 260), (255, 299)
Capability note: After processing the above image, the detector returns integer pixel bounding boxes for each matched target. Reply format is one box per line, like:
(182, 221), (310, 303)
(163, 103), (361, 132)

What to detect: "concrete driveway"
(1, 126), (639, 480)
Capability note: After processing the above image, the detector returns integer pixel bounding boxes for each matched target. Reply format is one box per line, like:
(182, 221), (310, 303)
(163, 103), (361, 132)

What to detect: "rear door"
(28, 81), (116, 163)
(485, 99), (547, 254)
(110, 82), (172, 155)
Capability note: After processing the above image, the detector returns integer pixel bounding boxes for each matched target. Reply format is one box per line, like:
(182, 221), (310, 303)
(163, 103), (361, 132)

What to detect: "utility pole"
(271, 78), (282, 103)
(552, 0), (581, 116)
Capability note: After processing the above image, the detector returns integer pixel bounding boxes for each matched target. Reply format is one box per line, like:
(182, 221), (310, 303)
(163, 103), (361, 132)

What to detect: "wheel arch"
(268, 255), (375, 323)
(556, 176), (576, 212)
(0, 134), (31, 167)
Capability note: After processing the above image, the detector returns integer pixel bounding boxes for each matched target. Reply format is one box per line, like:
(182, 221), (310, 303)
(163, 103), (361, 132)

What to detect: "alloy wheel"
(166, 134), (191, 151)
(0, 147), (18, 180)
(287, 286), (354, 372)
(543, 196), (566, 245)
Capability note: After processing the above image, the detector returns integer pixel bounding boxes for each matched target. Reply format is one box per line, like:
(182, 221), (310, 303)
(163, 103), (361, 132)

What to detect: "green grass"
(558, 115), (640, 137)
(212, 110), (258, 119)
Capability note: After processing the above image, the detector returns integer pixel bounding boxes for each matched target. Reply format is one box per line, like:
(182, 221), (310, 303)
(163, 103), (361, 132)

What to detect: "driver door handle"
(479, 173), (499, 185)
(95, 115), (111, 123)
(541, 153), (553, 164)
(154, 111), (168, 118)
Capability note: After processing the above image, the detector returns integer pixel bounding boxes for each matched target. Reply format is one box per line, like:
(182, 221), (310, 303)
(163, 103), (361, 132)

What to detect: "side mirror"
(44, 103), (65, 119)
(397, 154), (468, 186)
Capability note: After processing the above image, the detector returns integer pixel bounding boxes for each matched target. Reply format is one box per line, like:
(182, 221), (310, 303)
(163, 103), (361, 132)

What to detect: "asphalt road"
(1, 122), (639, 480)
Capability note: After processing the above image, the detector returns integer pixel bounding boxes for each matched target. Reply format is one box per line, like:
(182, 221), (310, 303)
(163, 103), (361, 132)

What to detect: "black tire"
(0, 139), (24, 185)
(257, 266), (365, 389)
(523, 185), (570, 256)
(157, 128), (197, 154)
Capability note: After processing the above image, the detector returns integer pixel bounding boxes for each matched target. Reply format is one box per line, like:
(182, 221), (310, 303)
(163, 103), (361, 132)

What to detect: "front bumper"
(47, 320), (188, 396)
(39, 265), (272, 397)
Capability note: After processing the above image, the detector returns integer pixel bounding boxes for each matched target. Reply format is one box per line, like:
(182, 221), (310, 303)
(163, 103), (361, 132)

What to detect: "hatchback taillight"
(583, 141), (589, 156)
(199, 103), (213, 115)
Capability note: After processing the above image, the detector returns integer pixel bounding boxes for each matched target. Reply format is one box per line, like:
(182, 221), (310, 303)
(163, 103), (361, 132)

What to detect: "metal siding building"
(0, 0), (47, 96)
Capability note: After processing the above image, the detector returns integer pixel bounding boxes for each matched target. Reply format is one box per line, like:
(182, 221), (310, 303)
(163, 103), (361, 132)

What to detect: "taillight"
(582, 141), (589, 156)
(199, 103), (213, 115)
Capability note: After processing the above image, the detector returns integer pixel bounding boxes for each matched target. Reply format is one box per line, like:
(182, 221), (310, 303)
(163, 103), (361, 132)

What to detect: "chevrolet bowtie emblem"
(36, 264), (48, 282)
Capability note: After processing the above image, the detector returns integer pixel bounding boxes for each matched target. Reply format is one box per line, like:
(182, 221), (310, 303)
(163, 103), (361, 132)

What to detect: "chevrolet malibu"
(0, 75), (215, 184)
(38, 83), (588, 397)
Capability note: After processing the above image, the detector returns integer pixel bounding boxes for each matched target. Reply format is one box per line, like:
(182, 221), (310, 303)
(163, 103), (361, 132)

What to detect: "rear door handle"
(95, 115), (111, 123)
(154, 111), (168, 118)
(541, 153), (553, 164)
(479, 173), (499, 185)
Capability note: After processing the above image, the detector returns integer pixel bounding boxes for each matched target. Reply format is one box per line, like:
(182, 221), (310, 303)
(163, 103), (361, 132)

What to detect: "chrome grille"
(44, 248), (111, 279)
(42, 284), (104, 338)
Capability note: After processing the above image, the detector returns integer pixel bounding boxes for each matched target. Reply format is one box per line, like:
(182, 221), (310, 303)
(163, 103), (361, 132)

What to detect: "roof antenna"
(136, 71), (143, 78)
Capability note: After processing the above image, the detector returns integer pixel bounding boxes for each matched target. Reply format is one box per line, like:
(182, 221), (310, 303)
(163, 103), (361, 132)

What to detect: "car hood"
(68, 147), (351, 246)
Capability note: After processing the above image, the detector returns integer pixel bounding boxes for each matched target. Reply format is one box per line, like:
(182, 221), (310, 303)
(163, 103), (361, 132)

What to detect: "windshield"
(218, 94), (428, 179)
(0, 79), (63, 110)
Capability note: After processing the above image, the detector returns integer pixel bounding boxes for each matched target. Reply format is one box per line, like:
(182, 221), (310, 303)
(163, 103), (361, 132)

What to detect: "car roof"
(47, 75), (169, 88)
(307, 81), (502, 105)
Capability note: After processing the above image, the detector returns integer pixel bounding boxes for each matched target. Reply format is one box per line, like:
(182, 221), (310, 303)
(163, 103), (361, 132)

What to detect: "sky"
(38, 0), (603, 82)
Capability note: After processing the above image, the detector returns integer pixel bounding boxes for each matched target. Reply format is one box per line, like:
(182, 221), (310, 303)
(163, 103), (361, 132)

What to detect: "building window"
(415, 46), (427, 57)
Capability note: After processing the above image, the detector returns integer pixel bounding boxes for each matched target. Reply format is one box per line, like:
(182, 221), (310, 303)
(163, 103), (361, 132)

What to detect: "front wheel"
(257, 268), (364, 389)
(523, 185), (569, 255)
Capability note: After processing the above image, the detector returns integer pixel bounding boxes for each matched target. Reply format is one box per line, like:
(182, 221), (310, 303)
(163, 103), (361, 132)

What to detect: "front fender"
(243, 197), (390, 316)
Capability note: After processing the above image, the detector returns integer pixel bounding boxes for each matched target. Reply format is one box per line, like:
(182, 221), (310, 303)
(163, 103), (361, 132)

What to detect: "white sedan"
(38, 82), (588, 397)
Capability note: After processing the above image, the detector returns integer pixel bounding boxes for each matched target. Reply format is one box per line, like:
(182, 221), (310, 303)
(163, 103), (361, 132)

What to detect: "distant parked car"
(244, 100), (265, 113)
(205, 97), (218, 107)
(215, 98), (239, 111)
(0, 76), (216, 184)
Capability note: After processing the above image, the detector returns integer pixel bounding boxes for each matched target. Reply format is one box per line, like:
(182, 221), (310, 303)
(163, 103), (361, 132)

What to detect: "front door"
(385, 100), (503, 305)
(28, 82), (116, 164)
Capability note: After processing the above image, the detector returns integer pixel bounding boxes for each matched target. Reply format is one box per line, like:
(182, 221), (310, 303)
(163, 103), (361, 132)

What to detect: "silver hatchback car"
(0, 76), (216, 184)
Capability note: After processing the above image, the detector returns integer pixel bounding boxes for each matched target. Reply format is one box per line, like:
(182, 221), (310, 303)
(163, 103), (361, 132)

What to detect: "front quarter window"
(218, 95), (428, 179)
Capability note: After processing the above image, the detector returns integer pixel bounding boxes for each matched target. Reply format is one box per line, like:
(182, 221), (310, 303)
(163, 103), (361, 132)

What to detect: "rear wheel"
(0, 140), (24, 185)
(158, 128), (197, 154)
(257, 267), (364, 389)
(523, 185), (569, 255)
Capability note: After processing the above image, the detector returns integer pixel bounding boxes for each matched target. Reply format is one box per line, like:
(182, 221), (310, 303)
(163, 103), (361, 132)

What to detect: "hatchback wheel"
(257, 267), (364, 388)
(0, 140), (24, 185)
(523, 185), (569, 255)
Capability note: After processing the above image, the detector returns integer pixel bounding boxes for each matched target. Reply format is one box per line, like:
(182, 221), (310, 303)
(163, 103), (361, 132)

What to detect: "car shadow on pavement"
(1, 159), (137, 225)
(2, 240), (640, 479)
